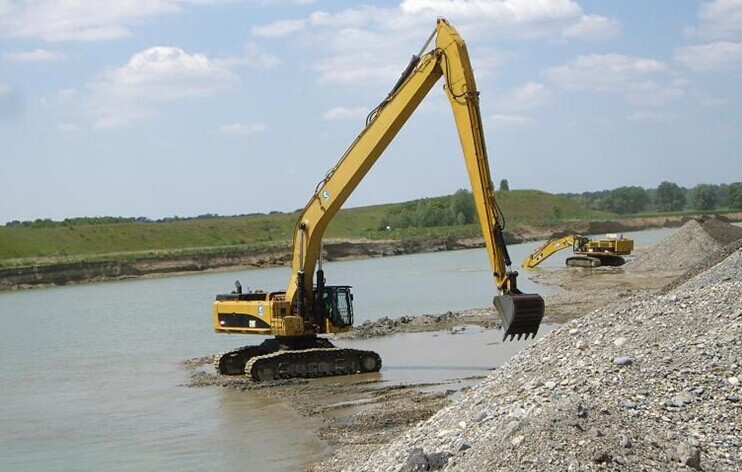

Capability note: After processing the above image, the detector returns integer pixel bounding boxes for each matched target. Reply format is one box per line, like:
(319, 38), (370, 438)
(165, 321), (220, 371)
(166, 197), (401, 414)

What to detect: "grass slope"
(0, 190), (609, 266)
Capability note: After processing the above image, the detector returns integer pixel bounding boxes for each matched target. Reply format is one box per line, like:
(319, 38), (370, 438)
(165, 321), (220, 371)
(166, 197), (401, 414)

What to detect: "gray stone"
(592, 450), (612, 464)
(588, 427), (604, 439)
(426, 451), (453, 470)
(614, 357), (633, 366)
(675, 442), (702, 471)
(670, 394), (692, 407)
(454, 441), (471, 454)
(623, 401), (638, 409)
(400, 448), (428, 472)
(399, 448), (452, 472)
(473, 409), (488, 422)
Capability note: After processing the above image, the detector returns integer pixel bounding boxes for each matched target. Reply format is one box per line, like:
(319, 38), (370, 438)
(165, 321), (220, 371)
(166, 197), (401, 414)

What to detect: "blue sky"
(1, 0), (741, 224)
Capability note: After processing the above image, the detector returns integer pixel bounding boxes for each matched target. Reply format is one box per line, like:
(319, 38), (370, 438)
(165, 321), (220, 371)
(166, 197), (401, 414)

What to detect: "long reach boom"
(286, 19), (543, 340)
(212, 19), (544, 380)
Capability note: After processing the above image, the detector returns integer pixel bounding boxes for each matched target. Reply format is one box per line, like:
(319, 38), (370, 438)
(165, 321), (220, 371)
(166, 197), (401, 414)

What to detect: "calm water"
(0, 227), (688, 471)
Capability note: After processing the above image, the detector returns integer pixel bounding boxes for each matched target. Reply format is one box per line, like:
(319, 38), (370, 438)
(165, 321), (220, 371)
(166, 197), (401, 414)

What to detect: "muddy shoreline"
(3, 213), (740, 291)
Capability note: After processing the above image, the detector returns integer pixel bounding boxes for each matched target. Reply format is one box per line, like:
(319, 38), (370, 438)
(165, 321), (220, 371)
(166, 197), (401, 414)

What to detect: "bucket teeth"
(494, 293), (545, 341)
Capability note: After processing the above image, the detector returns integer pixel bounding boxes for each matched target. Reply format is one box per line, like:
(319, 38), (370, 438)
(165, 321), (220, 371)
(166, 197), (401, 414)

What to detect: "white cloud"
(3, 48), (68, 62)
(0, 1), (181, 41)
(252, 18), (307, 37)
(490, 113), (534, 125)
(255, 1), (620, 40)
(57, 122), (83, 133)
(0, 0), (292, 42)
(0, 82), (10, 96)
(543, 54), (666, 92)
(220, 122), (269, 135)
(687, 0), (742, 40)
(400, 0), (580, 20)
(322, 106), (369, 120)
(675, 41), (742, 71)
(562, 14), (620, 40)
(543, 53), (685, 106)
(87, 47), (238, 128)
(495, 81), (551, 111)
(251, 1), (621, 87)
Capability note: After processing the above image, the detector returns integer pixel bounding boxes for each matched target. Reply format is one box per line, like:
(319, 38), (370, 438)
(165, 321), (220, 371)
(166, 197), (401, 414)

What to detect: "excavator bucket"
(493, 293), (545, 341)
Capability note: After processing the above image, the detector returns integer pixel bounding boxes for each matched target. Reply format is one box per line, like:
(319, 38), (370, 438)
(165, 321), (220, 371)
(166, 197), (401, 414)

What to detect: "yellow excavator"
(522, 234), (634, 268)
(212, 19), (545, 381)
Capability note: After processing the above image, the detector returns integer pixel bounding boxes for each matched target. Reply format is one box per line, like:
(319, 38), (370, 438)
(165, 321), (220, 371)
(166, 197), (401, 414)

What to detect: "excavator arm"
(287, 19), (543, 340)
(522, 235), (587, 268)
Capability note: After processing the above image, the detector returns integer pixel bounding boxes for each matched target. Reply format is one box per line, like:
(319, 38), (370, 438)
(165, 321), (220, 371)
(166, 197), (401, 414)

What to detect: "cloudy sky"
(1, 0), (740, 223)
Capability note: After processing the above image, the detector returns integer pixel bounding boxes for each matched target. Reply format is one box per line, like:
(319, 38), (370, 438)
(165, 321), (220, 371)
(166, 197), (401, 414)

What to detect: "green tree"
(725, 182), (742, 209)
(450, 189), (475, 225)
(598, 186), (649, 214)
(499, 179), (510, 191)
(690, 184), (718, 211)
(654, 181), (686, 212)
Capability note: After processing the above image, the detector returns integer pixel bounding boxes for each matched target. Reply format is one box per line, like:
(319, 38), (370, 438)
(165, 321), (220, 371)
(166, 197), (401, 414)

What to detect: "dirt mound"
(700, 217), (742, 245)
(627, 219), (742, 272)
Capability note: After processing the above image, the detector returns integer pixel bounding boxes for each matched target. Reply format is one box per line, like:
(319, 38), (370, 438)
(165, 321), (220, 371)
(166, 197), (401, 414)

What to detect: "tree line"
(6, 181), (741, 229)
(562, 182), (742, 215)
(4, 213), (225, 228)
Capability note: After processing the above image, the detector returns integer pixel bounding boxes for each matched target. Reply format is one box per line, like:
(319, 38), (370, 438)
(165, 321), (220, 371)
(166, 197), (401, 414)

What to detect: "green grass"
(0, 190), (611, 268)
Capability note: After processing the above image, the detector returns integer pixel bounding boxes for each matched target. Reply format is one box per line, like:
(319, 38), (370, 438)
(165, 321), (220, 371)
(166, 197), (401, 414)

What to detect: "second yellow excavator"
(522, 234), (634, 268)
(211, 19), (545, 381)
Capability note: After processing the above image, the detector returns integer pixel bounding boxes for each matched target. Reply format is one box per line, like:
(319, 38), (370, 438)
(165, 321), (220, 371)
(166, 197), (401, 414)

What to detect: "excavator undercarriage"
(215, 336), (381, 380)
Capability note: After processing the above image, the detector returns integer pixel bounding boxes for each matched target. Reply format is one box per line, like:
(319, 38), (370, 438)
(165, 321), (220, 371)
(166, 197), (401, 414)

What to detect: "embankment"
(2, 212), (740, 291)
(0, 238), (483, 290)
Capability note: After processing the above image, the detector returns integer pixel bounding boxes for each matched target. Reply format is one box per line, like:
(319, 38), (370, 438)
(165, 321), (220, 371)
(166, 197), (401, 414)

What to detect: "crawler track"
(566, 255), (626, 268)
(246, 348), (382, 381)
(214, 338), (382, 381)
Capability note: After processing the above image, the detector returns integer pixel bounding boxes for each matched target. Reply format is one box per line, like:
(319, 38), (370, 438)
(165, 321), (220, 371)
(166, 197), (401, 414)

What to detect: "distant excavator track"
(214, 339), (382, 381)
(566, 254), (626, 268)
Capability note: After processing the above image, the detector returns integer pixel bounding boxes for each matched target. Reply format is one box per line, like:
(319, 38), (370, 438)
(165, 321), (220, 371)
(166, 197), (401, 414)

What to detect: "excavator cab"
(317, 285), (354, 328)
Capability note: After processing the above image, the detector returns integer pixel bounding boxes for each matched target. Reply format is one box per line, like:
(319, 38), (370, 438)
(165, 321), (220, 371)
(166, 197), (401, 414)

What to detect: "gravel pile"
(627, 219), (742, 272)
(341, 249), (742, 471)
